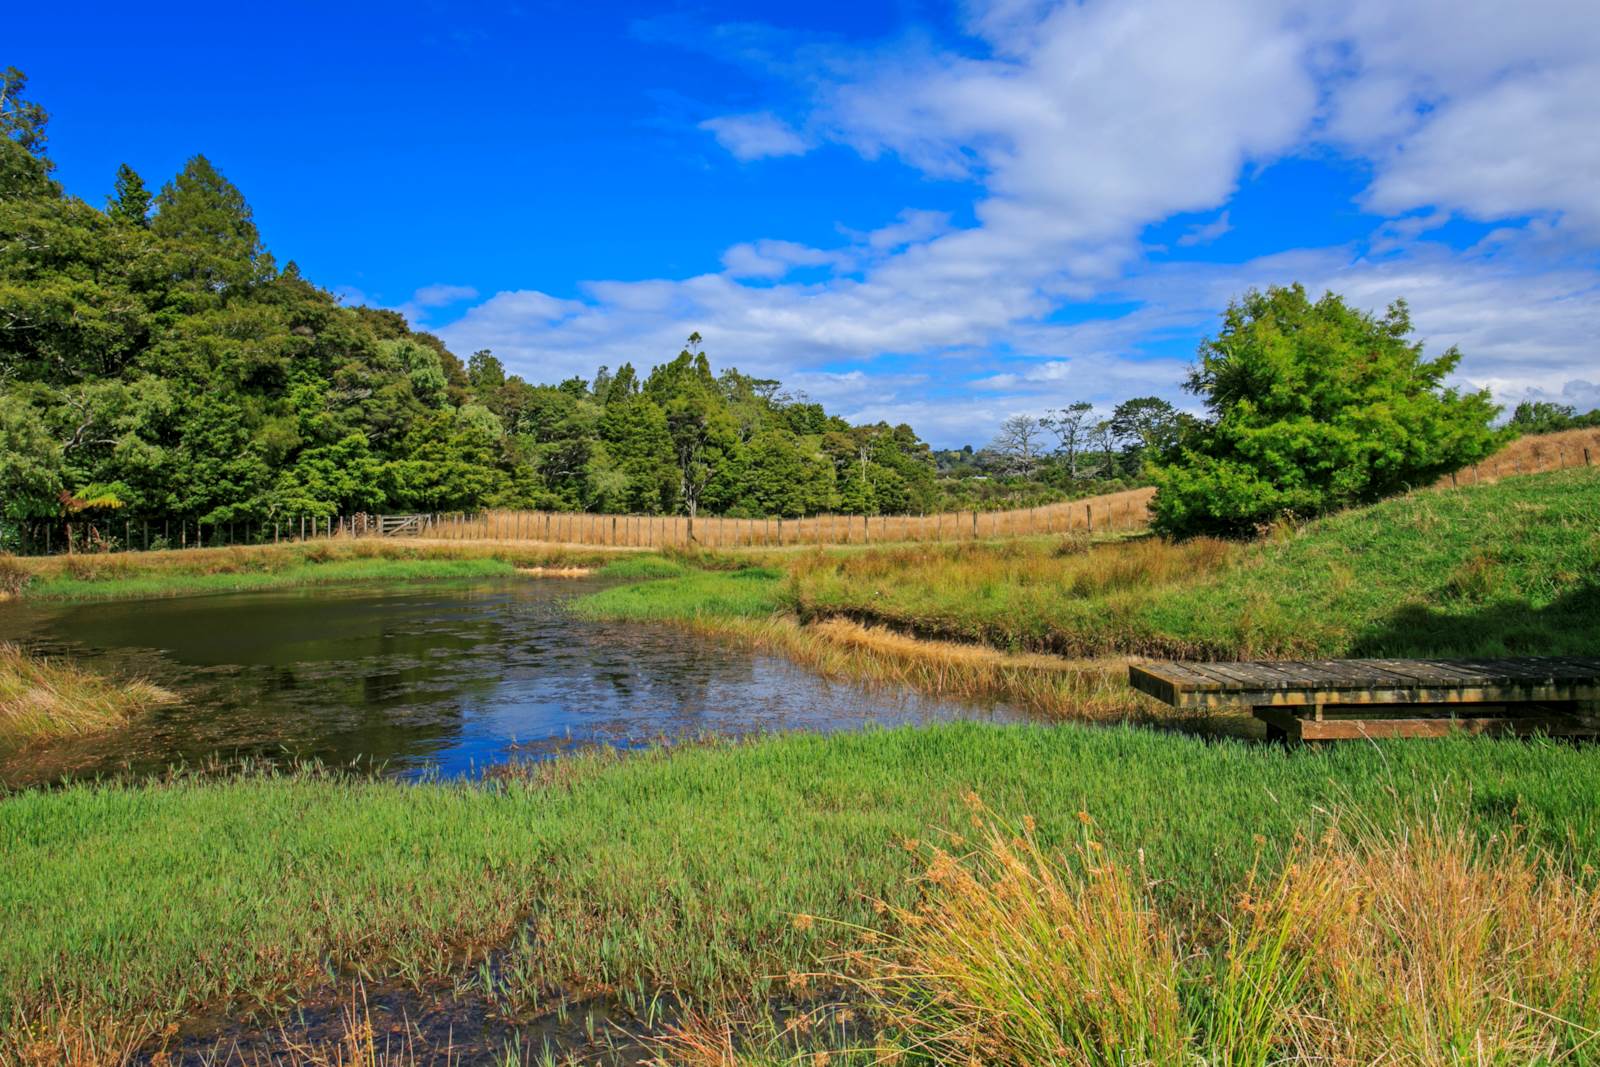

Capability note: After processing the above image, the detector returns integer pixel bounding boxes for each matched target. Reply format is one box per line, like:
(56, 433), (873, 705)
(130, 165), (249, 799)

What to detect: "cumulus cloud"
(431, 0), (1600, 445)
(698, 112), (810, 160)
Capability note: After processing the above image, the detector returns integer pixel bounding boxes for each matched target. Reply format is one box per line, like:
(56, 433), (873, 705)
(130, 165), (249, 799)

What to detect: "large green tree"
(1149, 285), (1503, 537)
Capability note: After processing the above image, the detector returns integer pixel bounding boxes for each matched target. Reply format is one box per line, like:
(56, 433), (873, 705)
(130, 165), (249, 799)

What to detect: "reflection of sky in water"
(0, 578), (1026, 786)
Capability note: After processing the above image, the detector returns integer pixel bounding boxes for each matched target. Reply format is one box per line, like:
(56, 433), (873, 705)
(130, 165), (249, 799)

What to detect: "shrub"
(1150, 285), (1505, 538)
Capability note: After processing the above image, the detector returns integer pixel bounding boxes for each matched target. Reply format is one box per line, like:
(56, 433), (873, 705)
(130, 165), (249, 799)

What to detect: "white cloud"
(698, 112), (810, 160)
(722, 240), (839, 280)
(411, 283), (480, 307)
(431, 0), (1600, 445)
(1176, 212), (1232, 248)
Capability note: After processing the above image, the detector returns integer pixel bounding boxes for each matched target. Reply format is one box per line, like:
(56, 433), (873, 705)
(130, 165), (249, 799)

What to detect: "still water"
(1, 577), (1025, 787)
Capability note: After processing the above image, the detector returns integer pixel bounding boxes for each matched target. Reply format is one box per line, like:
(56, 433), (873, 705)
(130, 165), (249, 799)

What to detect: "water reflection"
(0, 578), (1025, 787)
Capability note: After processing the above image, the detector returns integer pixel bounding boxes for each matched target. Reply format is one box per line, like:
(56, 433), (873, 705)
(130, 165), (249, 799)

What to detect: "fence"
(401, 487), (1159, 549)
(4, 487), (1158, 556)
(1433, 426), (1598, 489)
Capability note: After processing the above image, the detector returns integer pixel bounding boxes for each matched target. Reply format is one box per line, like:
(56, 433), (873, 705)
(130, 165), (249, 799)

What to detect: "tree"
(152, 154), (274, 295)
(1043, 401), (1095, 478)
(597, 394), (677, 512)
(988, 414), (1046, 478)
(1108, 396), (1179, 469)
(1508, 400), (1599, 435)
(0, 393), (64, 521)
(107, 163), (151, 226)
(467, 349), (505, 398)
(0, 66), (57, 200)
(1149, 284), (1504, 537)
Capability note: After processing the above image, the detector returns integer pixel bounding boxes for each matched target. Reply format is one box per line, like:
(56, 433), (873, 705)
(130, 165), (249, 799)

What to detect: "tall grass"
(0, 644), (176, 752)
(853, 805), (1600, 1065)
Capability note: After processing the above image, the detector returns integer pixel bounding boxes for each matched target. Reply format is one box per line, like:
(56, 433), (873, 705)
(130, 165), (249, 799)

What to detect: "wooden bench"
(1128, 657), (1600, 741)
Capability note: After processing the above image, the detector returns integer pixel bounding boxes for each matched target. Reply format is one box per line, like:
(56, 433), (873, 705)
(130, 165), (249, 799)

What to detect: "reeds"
(736, 616), (1152, 721)
(0, 643), (175, 751)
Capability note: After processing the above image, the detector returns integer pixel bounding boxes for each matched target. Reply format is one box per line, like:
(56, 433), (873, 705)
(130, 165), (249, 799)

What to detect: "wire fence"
(1431, 426), (1597, 489)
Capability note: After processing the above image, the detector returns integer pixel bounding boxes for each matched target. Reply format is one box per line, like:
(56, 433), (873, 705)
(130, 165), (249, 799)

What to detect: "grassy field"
(4, 540), (622, 602)
(3, 725), (1598, 1063)
(0, 645), (176, 753)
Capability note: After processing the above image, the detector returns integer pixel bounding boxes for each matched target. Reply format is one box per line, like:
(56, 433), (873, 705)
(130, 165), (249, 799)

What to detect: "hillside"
(779, 466), (1600, 660)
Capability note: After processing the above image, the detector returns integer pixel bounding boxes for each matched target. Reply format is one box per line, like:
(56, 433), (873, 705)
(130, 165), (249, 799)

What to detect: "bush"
(1150, 285), (1505, 537)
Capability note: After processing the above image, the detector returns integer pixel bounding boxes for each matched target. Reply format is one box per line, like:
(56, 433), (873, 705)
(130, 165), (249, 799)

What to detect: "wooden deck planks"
(1130, 657), (1600, 712)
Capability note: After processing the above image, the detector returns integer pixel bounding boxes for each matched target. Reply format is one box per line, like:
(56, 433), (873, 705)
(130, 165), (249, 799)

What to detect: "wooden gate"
(377, 514), (428, 537)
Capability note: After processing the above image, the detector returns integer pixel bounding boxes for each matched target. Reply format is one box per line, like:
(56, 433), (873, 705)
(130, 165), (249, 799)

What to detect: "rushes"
(854, 804), (1600, 1066)
(0, 643), (175, 751)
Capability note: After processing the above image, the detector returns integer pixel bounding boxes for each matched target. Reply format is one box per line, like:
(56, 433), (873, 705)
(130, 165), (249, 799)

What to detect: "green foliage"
(1508, 400), (1600, 435)
(105, 163), (150, 226)
(0, 70), (957, 537)
(1150, 284), (1504, 537)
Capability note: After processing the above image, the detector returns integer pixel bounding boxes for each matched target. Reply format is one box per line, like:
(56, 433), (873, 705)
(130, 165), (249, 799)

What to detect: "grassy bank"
(784, 467), (1600, 659)
(3, 724), (1598, 1062)
(568, 469), (1600, 725)
(6, 540), (625, 602)
(0, 645), (176, 753)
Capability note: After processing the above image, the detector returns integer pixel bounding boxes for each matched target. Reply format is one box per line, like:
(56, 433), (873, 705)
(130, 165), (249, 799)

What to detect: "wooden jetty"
(1129, 658), (1600, 741)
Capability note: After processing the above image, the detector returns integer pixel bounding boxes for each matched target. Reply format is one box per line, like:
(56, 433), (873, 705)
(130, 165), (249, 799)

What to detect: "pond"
(0, 577), (1026, 788)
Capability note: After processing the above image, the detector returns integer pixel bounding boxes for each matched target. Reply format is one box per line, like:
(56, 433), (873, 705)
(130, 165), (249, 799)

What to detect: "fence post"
(1586, 448), (1593, 467)
(1087, 504), (1093, 534)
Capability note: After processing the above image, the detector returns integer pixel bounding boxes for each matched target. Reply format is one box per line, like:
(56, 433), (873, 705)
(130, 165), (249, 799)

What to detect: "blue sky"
(16, 0), (1600, 446)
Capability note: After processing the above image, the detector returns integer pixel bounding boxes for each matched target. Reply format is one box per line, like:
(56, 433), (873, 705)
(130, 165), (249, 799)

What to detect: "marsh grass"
(5, 728), (1598, 1062)
(0, 644), (176, 751)
(575, 570), (1158, 720)
(853, 803), (1600, 1066)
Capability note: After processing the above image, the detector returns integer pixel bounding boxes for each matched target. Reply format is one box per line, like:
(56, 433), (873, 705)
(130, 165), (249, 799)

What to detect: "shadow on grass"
(1350, 582), (1600, 658)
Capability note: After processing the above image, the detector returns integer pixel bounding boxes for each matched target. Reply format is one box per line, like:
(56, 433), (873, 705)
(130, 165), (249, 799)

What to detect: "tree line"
(0, 68), (969, 549)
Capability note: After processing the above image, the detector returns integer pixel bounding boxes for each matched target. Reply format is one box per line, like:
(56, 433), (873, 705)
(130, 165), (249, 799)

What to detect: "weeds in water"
(0, 643), (176, 751)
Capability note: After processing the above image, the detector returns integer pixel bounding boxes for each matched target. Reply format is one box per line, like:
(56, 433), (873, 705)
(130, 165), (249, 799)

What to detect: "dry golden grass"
(684, 615), (1161, 722)
(0, 644), (176, 751)
(1437, 426), (1600, 487)
(850, 803), (1600, 1066)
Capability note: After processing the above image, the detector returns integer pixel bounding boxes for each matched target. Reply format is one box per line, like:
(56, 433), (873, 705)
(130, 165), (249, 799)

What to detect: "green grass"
(783, 468), (1600, 659)
(11, 540), (621, 602)
(26, 557), (521, 601)
(3, 725), (1598, 1057)
(574, 564), (786, 622)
